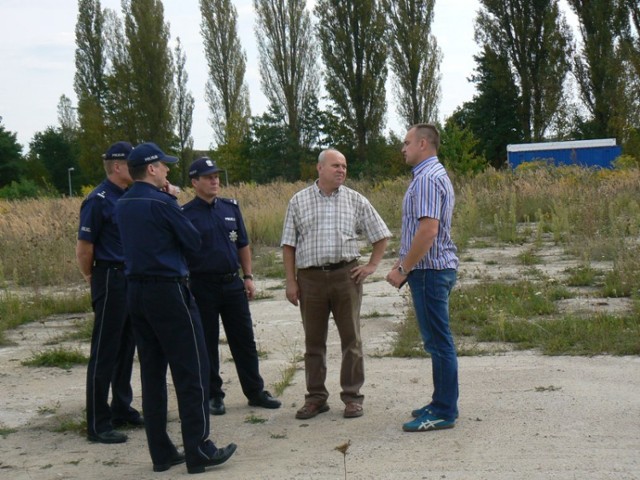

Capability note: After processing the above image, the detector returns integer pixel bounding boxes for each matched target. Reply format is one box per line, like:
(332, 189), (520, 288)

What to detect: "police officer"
(76, 141), (143, 444)
(183, 157), (281, 415)
(115, 143), (236, 474)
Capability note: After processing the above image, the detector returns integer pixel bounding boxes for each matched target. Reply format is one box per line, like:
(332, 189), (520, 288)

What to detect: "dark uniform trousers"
(86, 264), (137, 436)
(190, 275), (264, 400)
(127, 279), (211, 466)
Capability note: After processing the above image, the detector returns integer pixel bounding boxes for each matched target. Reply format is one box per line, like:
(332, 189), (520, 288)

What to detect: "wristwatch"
(397, 265), (409, 276)
(243, 274), (254, 280)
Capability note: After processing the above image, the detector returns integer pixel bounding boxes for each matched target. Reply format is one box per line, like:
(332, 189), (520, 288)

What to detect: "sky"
(0, 0), (483, 153)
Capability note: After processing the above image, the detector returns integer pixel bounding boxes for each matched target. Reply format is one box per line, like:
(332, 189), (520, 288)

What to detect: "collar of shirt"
(412, 156), (439, 177)
(192, 195), (217, 209)
(313, 179), (342, 198)
(104, 177), (126, 195)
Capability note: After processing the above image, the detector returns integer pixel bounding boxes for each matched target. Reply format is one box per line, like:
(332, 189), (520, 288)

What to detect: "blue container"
(507, 139), (622, 169)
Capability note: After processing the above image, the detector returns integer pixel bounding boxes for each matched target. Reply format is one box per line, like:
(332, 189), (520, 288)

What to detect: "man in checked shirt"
(281, 148), (391, 420)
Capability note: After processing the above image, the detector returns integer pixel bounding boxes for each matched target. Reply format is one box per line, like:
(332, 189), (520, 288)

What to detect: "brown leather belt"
(304, 259), (357, 271)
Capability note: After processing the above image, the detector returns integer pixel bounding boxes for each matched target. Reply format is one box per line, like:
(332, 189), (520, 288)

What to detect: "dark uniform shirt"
(182, 196), (249, 275)
(77, 179), (127, 263)
(115, 181), (201, 277)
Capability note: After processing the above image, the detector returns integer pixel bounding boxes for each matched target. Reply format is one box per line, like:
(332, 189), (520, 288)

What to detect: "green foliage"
(315, 0), (388, 165)
(22, 346), (89, 369)
(476, 0), (573, 141)
(0, 179), (44, 200)
(29, 127), (82, 195)
(384, 0), (441, 126)
(201, 0), (251, 146)
(0, 120), (24, 187)
(124, 0), (175, 148)
(448, 46), (523, 169)
(439, 120), (487, 175)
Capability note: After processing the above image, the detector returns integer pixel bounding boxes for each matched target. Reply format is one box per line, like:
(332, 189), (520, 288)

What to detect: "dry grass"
(2, 166), (640, 291)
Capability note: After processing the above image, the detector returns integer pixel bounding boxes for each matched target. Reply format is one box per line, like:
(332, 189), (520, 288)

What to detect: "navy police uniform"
(183, 195), (265, 402)
(78, 177), (141, 439)
(115, 143), (236, 474)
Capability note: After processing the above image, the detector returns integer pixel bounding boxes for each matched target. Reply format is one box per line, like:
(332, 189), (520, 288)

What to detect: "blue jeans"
(408, 268), (458, 421)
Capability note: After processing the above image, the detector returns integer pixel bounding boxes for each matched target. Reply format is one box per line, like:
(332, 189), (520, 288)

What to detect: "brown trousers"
(297, 263), (364, 405)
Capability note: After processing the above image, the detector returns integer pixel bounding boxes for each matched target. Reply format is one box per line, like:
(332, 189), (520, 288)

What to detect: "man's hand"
(285, 279), (300, 306)
(350, 264), (376, 284)
(244, 278), (256, 300)
(386, 268), (408, 289)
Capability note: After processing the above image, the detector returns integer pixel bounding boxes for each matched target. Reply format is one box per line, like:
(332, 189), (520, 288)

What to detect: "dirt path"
(1, 256), (639, 479)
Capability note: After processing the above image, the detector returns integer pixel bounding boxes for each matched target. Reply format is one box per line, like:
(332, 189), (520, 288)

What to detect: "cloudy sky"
(0, 0), (483, 152)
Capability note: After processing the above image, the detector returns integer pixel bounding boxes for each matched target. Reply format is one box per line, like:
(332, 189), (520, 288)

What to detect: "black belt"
(127, 275), (188, 284)
(93, 260), (125, 270)
(190, 272), (238, 283)
(305, 259), (357, 271)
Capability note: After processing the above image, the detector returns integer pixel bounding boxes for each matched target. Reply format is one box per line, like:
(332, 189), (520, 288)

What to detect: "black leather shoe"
(112, 415), (145, 428)
(248, 390), (282, 409)
(209, 397), (226, 415)
(87, 430), (128, 444)
(187, 443), (237, 474)
(153, 450), (186, 472)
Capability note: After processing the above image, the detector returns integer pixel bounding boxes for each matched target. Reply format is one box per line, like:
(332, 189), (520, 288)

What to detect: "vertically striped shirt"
(281, 181), (392, 269)
(400, 156), (459, 270)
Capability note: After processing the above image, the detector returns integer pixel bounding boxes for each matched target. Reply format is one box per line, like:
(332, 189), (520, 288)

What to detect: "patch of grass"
(52, 415), (86, 434)
(269, 432), (287, 439)
(0, 425), (18, 438)
(565, 265), (598, 287)
(481, 313), (640, 355)
(252, 248), (285, 278)
(451, 281), (572, 336)
(244, 414), (267, 424)
(273, 363), (298, 396)
(0, 291), (91, 346)
(22, 346), (89, 369)
(361, 310), (387, 319)
(518, 248), (541, 265)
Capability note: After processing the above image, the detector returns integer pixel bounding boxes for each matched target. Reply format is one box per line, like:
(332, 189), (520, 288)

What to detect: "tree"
(449, 46), (523, 168)
(475, 0), (573, 141)
(174, 37), (195, 186)
(74, 0), (109, 182)
(568, 0), (628, 139)
(315, 0), (388, 165)
(384, 0), (441, 127)
(0, 118), (24, 188)
(254, 0), (320, 178)
(122, 0), (175, 149)
(200, 0), (251, 147)
(29, 128), (82, 195)
(439, 119), (487, 176)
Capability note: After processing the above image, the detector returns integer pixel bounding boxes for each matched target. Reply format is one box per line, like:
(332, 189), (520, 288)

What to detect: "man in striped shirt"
(386, 124), (460, 433)
(281, 148), (391, 420)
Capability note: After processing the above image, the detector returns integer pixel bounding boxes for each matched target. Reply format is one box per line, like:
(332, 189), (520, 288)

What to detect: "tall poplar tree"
(568, 0), (628, 139)
(102, 8), (141, 146)
(254, 0), (319, 174)
(475, 0), (573, 141)
(200, 0), (251, 147)
(315, 0), (388, 165)
(384, 0), (442, 127)
(174, 37), (195, 186)
(74, 0), (108, 181)
(122, 0), (175, 149)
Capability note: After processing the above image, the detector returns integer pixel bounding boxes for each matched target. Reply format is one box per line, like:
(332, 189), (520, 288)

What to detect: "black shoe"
(112, 415), (145, 428)
(87, 430), (128, 444)
(209, 397), (226, 415)
(187, 443), (237, 474)
(153, 450), (186, 472)
(248, 390), (282, 409)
